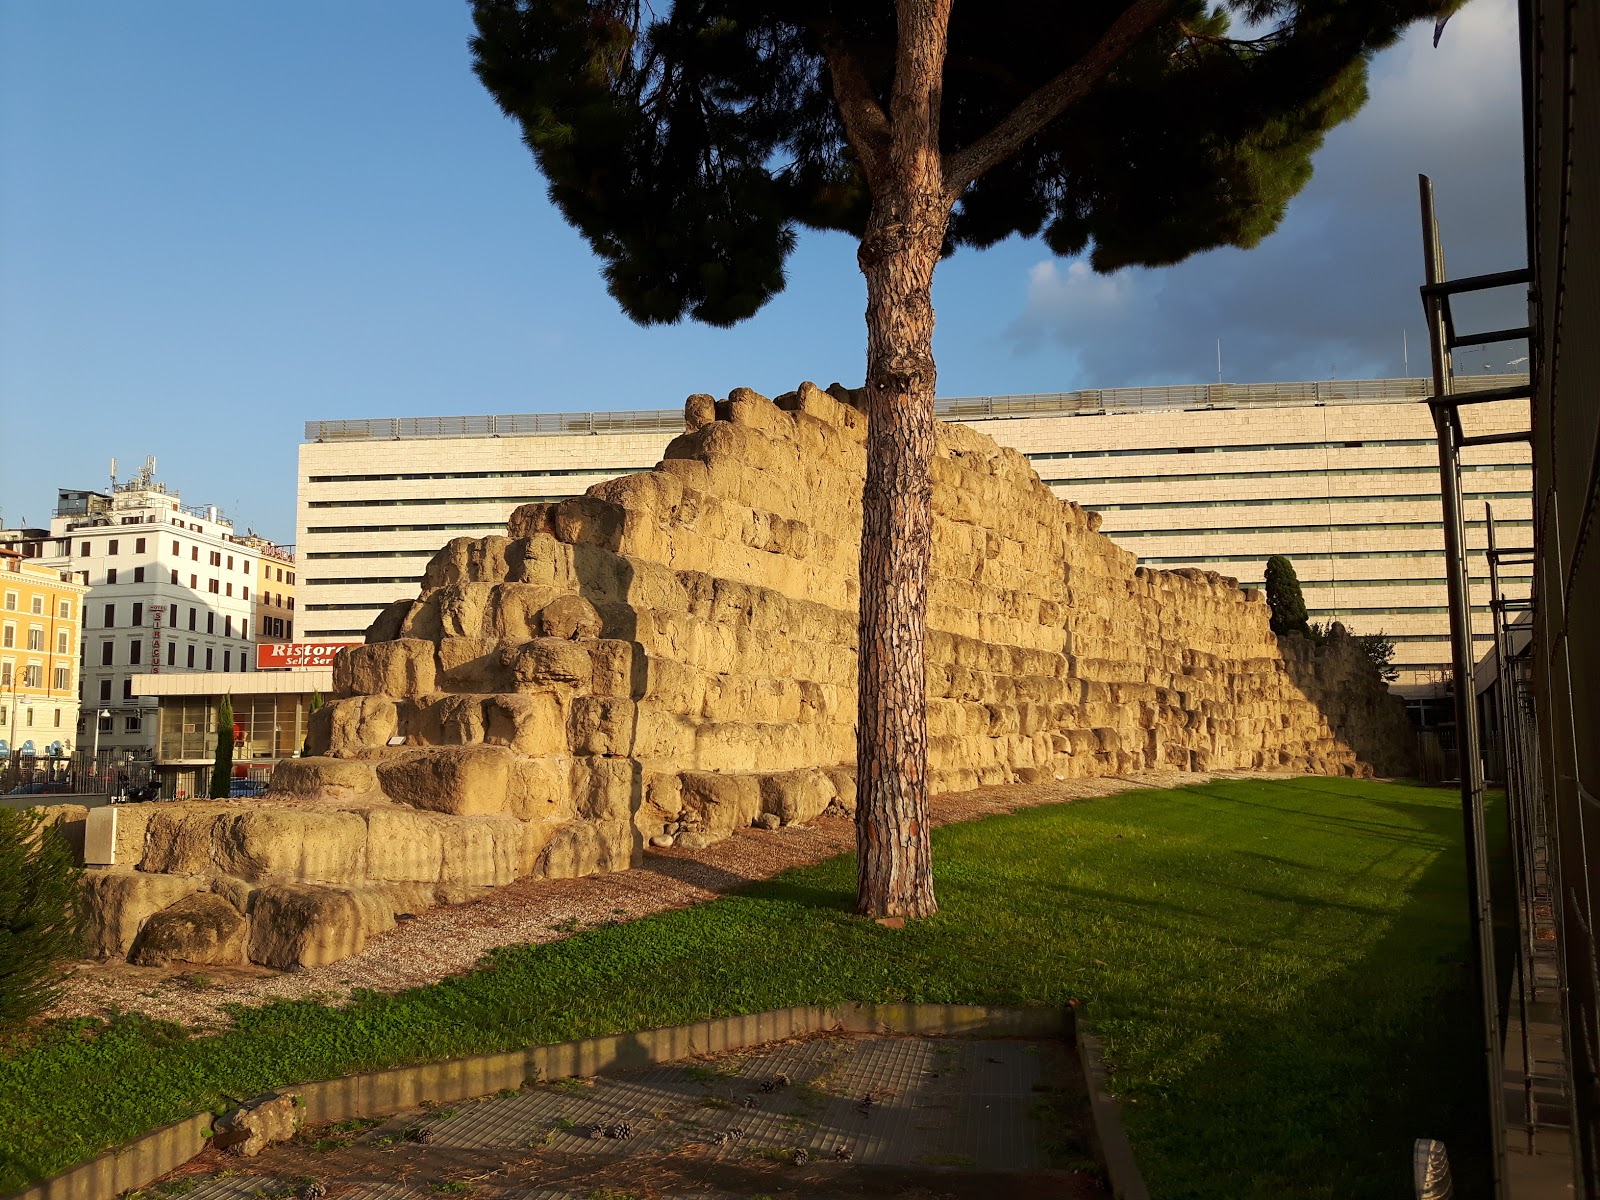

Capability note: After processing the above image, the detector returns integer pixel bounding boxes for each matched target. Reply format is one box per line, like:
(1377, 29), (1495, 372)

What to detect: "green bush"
(1264, 555), (1310, 636)
(209, 694), (234, 799)
(0, 807), (86, 1029)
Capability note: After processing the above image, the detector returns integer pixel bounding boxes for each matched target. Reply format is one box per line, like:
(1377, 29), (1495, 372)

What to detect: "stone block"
(130, 892), (249, 967)
(568, 695), (637, 755)
(323, 695), (400, 755)
(438, 636), (512, 692)
(503, 638), (593, 689)
(247, 883), (395, 970)
(758, 770), (833, 826)
(678, 771), (762, 835)
(214, 1093), (302, 1157)
(82, 869), (207, 957)
(375, 746), (514, 816)
(210, 808), (371, 883)
(333, 638), (437, 699)
(268, 757), (379, 802)
(539, 594), (604, 640)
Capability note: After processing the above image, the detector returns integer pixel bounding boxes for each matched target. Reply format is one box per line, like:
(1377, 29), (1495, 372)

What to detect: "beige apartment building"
(297, 377), (1531, 696)
(0, 550), (90, 756)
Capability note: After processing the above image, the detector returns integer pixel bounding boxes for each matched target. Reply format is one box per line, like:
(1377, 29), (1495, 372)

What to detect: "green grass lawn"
(0, 777), (1488, 1199)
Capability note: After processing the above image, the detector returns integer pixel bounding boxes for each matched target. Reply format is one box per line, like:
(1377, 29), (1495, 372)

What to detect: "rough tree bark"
(853, 0), (951, 918)
(830, 0), (1179, 917)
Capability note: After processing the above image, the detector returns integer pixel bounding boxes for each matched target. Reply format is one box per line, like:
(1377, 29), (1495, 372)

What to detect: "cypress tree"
(209, 694), (234, 799)
(302, 690), (324, 758)
(471, 0), (1462, 918)
(1264, 555), (1311, 636)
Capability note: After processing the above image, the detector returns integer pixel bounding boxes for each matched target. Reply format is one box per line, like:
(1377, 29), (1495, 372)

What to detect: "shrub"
(0, 807), (86, 1028)
(1357, 630), (1401, 683)
(1264, 555), (1310, 636)
(209, 693), (234, 799)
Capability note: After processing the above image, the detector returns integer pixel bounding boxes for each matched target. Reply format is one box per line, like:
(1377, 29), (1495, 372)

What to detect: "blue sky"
(0, 1), (1525, 544)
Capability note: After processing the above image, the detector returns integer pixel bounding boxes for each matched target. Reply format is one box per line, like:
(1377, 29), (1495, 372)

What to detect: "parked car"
(5, 781), (73, 795)
(228, 778), (269, 798)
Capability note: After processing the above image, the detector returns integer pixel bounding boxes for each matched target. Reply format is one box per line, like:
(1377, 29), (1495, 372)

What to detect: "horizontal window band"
(307, 495), (576, 509)
(1078, 490), (1528, 513)
(304, 601), (410, 611)
(1055, 462), (1527, 486)
(305, 523), (509, 534)
(304, 550), (435, 560)
(307, 467), (643, 483)
(1030, 437), (1439, 461)
(304, 577), (422, 586)
(297, 628), (370, 637)
(1105, 518), (1533, 537)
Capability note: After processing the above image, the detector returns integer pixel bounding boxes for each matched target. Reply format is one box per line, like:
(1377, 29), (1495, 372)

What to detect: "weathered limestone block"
(678, 771), (762, 836)
(364, 598), (415, 644)
(534, 819), (638, 879)
(438, 636), (512, 693)
(82, 869), (207, 956)
(130, 892), (248, 967)
(758, 770), (833, 826)
(487, 584), (563, 640)
(539, 594), (604, 640)
(568, 696), (637, 756)
(247, 883), (396, 970)
(503, 638), (593, 690)
(375, 746), (515, 816)
(334, 638), (437, 699)
(438, 815), (525, 887)
(268, 757), (379, 802)
(214, 1093), (302, 1157)
(423, 535), (515, 589)
(323, 695), (400, 754)
(210, 809), (371, 882)
(508, 755), (576, 821)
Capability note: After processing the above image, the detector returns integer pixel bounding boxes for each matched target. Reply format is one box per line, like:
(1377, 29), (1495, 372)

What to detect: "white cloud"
(1001, 0), (1525, 386)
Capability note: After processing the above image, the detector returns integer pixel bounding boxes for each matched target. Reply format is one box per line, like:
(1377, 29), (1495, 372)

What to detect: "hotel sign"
(256, 641), (358, 670)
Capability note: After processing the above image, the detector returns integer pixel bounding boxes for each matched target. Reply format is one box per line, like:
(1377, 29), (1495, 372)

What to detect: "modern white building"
(40, 465), (262, 756)
(296, 377), (1531, 696)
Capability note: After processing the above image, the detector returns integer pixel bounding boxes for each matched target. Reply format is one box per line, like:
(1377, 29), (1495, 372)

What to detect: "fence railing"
(305, 375), (1532, 444)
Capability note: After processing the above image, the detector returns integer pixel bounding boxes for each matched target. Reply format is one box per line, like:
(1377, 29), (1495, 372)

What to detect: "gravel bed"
(48, 770), (1285, 1030)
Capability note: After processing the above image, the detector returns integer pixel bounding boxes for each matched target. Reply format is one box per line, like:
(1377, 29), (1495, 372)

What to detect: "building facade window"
(136, 538), (146, 553)
(125, 715), (141, 732)
(100, 641), (114, 666)
(129, 640), (142, 665)
(172, 540), (180, 555)
(2, 593), (14, 612)
(171, 569), (179, 584)
(99, 679), (111, 702)
(53, 666), (69, 691)
(133, 567), (145, 583)
(56, 630), (68, 654)
(205, 648), (214, 670)
(106, 568), (117, 585)
(207, 613), (216, 634)
(224, 615), (233, 638)
(29, 596), (42, 614)
(186, 645), (196, 668)
(166, 642), (176, 666)
(57, 600), (70, 619)
(103, 603), (115, 627)
(79, 542), (90, 557)
(224, 650), (231, 671)
(23, 665), (42, 688)
(190, 574), (198, 589)
(132, 603), (144, 626)
(108, 539), (118, 555)
(241, 618), (248, 639)
(1, 625), (12, 649)
(122, 679), (132, 698)
(0, 662), (11, 686)
(98, 713), (112, 732)
(27, 627), (43, 651)
(188, 607), (196, 630)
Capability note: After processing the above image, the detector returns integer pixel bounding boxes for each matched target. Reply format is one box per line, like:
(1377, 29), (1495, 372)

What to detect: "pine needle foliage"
(468, 0), (1461, 327)
(0, 807), (86, 1029)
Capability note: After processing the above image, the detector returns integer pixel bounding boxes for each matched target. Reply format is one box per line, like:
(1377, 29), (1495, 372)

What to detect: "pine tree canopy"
(470, 0), (1458, 327)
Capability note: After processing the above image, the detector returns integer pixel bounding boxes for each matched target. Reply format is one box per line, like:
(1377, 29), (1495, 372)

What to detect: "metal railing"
(305, 375), (1531, 444)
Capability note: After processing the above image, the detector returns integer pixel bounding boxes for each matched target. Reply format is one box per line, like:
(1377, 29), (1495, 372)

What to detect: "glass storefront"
(157, 693), (312, 763)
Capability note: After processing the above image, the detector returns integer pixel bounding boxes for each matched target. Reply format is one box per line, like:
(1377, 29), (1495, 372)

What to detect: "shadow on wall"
(1276, 625), (1417, 778)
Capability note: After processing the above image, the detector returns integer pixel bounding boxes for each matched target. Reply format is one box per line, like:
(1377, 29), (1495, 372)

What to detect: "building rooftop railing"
(305, 374), (1530, 444)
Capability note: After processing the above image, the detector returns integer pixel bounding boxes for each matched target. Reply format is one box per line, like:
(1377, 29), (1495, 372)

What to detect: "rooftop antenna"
(109, 457), (118, 490)
(1216, 339), (1223, 384)
(1403, 329), (1409, 376)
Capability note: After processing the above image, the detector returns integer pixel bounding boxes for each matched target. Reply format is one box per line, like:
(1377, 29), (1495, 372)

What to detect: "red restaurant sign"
(257, 641), (358, 670)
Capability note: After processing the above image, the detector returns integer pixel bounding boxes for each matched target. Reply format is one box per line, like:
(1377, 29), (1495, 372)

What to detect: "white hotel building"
(41, 474), (261, 755)
(297, 377), (1531, 697)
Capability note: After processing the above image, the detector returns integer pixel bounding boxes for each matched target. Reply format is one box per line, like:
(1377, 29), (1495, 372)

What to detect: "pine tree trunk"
(854, 186), (947, 919)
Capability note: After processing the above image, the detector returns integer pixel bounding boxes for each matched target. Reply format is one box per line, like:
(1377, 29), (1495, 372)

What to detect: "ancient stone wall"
(78, 383), (1412, 970)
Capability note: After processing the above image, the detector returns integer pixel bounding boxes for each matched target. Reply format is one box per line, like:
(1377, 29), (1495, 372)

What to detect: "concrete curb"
(1076, 1019), (1152, 1200)
(4, 1002), (1144, 1200)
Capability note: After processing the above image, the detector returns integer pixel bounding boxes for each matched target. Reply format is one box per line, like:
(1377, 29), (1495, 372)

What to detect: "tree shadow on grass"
(1105, 814), (1497, 1200)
